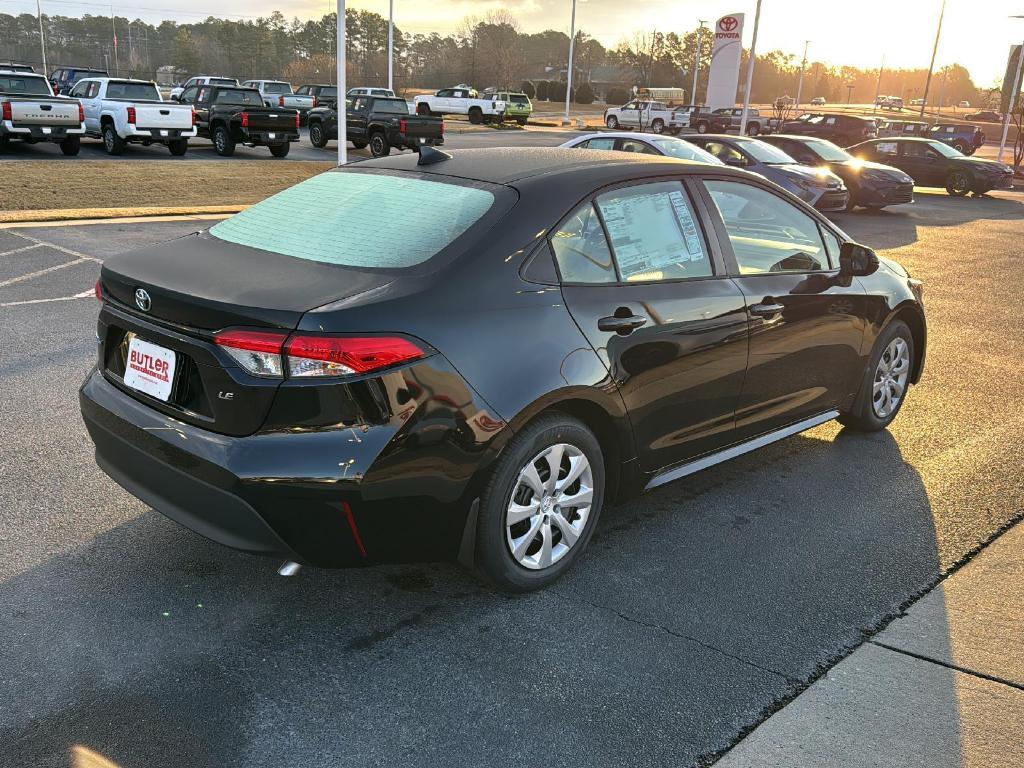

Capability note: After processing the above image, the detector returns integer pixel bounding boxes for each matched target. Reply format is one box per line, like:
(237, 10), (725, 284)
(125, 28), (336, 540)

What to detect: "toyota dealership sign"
(706, 12), (745, 110)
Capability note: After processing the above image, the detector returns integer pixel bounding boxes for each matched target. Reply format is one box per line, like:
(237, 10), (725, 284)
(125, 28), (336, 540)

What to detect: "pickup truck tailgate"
(401, 117), (442, 139)
(8, 99), (81, 126)
(133, 103), (193, 130)
(246, 111), (297, 131)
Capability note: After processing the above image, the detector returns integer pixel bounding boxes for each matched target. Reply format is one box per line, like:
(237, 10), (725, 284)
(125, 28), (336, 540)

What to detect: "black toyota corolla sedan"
(759, 134), (915, 210)
(81, 148), (927, 592)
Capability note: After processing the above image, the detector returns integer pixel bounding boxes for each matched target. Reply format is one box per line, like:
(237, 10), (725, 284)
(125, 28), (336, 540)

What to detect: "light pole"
(739, 0), (763, 136)
(920, 0), (947, 118)
(337, 0), (346, 165)
(873, 52), (885, 112)
(387, 0), (393, 92)
(691, 20), (707, 105)
(110, 3), (119, 77)
(35, 0), (47, 76)
(564, 0), (577, 125)
(998, 18), (1024, 164)
(794, 39), (809, 110)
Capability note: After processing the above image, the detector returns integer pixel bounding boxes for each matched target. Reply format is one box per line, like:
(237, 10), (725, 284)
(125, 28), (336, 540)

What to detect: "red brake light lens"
(240, 111), (249, 127)
(278, 96), (285, 107)
(312, 96), (319, 109)
(399, 118), (408, 133)
(215, 328), (287, 377)
(78, 102), (85, 122)
(127, 106), (136, 124)
(94, 279), (103, 302)
(191, 108), (197, 126)
(294, 111), (300, 129)
(284, 335), (424, 378)
(2, 101), (11, 121)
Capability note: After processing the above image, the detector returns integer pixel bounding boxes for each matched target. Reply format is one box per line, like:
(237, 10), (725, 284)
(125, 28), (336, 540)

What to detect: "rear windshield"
(214, 89), (262, 105)
(106, 81), (159, 100)
(509, 95), (530, 104)
(210, 77), (236, 86)
(0, 75), (50, 95)
(210, 171), (497, 269)
(374, 98), (408, 114)
(318, 86), (337, 98)
(262, 82), (292, 94)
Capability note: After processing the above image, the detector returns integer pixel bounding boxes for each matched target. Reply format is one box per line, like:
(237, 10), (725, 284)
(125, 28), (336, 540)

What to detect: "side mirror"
(839, 241), (879, 277)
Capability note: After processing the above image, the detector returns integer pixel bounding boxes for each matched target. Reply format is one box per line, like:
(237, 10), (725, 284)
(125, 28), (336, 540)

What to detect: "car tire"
(516, 117), (528, 126)
(696, 121), (708, 134)
(369, 131), (390, 157)
(269, 142), (290, 158)
(475, 414), (605, 593)
(746, 122), (760, 136)
(839, 319), (914, 432)
(651, 118), (665, 134)
(59, 136), (81, 156)
(102, 124), (125, 156)
(606, 115), (619, 129)
(309, 122), (328, 148)
(952, 141), (968, 154)
(468, 107), (483, 125)
(167, 139), (188, 156)
(0, 135), (9, 153)
(351, 140), (368, 149)
(213, 125), (235, 157)
(945, 170), (972, 196)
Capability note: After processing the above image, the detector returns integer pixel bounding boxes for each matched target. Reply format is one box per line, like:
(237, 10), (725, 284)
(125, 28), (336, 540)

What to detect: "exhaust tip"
(277, 560), (302, 577)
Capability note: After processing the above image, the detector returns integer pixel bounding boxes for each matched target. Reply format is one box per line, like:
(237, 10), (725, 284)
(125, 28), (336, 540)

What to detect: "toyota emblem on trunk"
(134, 288), (151, 312)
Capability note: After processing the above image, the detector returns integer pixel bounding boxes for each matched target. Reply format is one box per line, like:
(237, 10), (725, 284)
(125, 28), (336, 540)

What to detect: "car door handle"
(598, 314), (647, 333)
(750, 302), (785, 317)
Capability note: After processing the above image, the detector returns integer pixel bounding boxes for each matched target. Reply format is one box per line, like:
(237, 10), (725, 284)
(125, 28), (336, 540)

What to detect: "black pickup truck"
(306, 95), (443, 157)
(180, 84), (299, 157)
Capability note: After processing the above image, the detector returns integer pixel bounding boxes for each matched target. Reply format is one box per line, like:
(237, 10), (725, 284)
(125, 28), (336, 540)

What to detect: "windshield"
(373, 98), (408, 114)
(106, 81), (160, 100)
(210, 171), (497, 269)
(651, 137), (724, 164)
(214, 89), (262, 106)
(0, 75), (51, 95)
(805, 139), (852, 162)
(739, 140), (796, 164)
(262, 82), (292, 94)
(926, 140), (963, 158)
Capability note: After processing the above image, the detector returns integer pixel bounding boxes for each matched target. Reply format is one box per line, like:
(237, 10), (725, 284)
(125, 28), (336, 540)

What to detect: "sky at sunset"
(10, 0), (1024, 85)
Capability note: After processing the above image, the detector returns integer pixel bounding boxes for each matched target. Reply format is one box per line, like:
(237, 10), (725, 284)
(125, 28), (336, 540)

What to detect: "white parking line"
(0, 257), (95, 289)
(0, 243), (44, 258)
(0, 289), (94, 308)
(7, 230), (101, 262)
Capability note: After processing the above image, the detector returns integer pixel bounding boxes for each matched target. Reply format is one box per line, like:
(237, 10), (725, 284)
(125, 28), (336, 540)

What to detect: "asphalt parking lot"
(1, 188), (1023, 767)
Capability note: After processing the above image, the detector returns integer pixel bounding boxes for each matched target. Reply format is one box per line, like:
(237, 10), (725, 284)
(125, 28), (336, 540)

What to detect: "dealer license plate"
(123, 334), (176, 402)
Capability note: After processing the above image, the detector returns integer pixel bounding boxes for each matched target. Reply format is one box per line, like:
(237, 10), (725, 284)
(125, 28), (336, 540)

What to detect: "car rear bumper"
(2, 120), (85, 139)
(125, 125), (197, 140)
(79, 351), (509, 567)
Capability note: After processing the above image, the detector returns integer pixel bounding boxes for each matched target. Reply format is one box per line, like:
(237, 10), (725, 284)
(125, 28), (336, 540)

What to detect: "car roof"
(356, 147), (725, 185)
(568, 132), (675, 142)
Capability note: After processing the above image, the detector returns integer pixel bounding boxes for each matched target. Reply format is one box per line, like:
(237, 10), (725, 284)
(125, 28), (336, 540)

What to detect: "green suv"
(487, 90), (533, 125)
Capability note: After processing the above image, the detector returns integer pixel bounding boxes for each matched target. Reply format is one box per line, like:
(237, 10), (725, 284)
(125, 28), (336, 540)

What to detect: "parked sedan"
(684, 134), (850, 211)
(559, 132), (723, 164)
(965, 110), (1001, 123)
(81, 148), (926, 592)
(759, 135), (914, 210)
(848, 137), (1013, 196)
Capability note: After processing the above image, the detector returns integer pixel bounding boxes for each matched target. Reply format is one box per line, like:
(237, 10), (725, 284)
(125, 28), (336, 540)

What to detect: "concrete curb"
(0, 205), (248, 225)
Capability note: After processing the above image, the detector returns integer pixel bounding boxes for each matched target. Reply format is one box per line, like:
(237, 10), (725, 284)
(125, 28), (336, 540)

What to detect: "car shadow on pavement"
(0, 424), (962, 767)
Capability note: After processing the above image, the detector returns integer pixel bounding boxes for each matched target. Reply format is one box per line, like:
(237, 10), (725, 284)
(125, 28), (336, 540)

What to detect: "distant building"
(156, 65), (186, 87)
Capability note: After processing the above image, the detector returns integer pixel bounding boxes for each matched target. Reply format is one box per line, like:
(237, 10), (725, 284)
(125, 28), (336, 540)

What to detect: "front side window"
(550, 203), (616, 284)
(619, 139), (659, 155)
(69, 80), (90, 98)
(596, 182), (711, 282)
(210, 171), (497, 270)
(873, 141), (898, 157)
(580, 137), (615, 150)
(703, 179), (828, 275)
(701, 141), (748, 166)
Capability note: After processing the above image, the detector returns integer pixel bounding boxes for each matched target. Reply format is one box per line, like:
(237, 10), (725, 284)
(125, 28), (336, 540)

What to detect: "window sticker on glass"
(596, 182), (711, 282)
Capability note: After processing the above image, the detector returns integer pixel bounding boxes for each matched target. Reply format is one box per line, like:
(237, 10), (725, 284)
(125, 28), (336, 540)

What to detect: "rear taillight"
(399, 118), (408, 133)
(78, 102), (84, 122)
(127, 106), (136, 125)
(285, 334), (424, 378)
(240, 111), (249, 128)
(215, 328), (286, 377)
(312, 96), (319, 109)
(294, 111), (300, 129)
(215, 330), (424, 379)
(278, 96), (286, 107)
(94, 280), (103, 302)
(191, 108), (197, 126)
(2, 101), (11, 121)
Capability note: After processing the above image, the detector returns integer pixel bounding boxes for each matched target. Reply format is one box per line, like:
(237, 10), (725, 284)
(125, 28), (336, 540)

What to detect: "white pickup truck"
(242, 80), (315, 124)
(71, 77), (197, 156)
(169, 75), (238, 102)
(413, 86), (506, 124)
(0, 70), (85, 155)
(603, 100), (689, 134)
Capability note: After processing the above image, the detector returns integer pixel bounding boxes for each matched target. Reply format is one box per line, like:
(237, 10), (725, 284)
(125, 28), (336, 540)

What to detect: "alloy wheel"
(949, 171), (970, 195)
(505, 443), (594, 571)
(872, 337), (910, 418)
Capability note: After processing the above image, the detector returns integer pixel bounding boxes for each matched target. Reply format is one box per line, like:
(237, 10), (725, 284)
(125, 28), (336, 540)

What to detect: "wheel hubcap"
(506, 443), (593, 571)
(872, 337), (910, 418)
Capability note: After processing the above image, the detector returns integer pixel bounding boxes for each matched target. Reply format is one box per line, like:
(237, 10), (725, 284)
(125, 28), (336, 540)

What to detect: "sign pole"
(998, 42), (1024, 163)
(337, 0), (346, 166)
(920, 0), (946, 118)
(691, 20), (707, 105)
(739, 0), (762, 136)
(564, 0), (577, 125)
(794, 40), (809, 110)
(387, 0), (393, 93)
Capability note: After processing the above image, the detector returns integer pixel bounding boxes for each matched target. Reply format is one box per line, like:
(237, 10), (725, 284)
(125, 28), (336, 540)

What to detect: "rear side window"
(580, 137), (615, 150)
(550, 203), (616, 284)
(210, 171), (496, 269)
